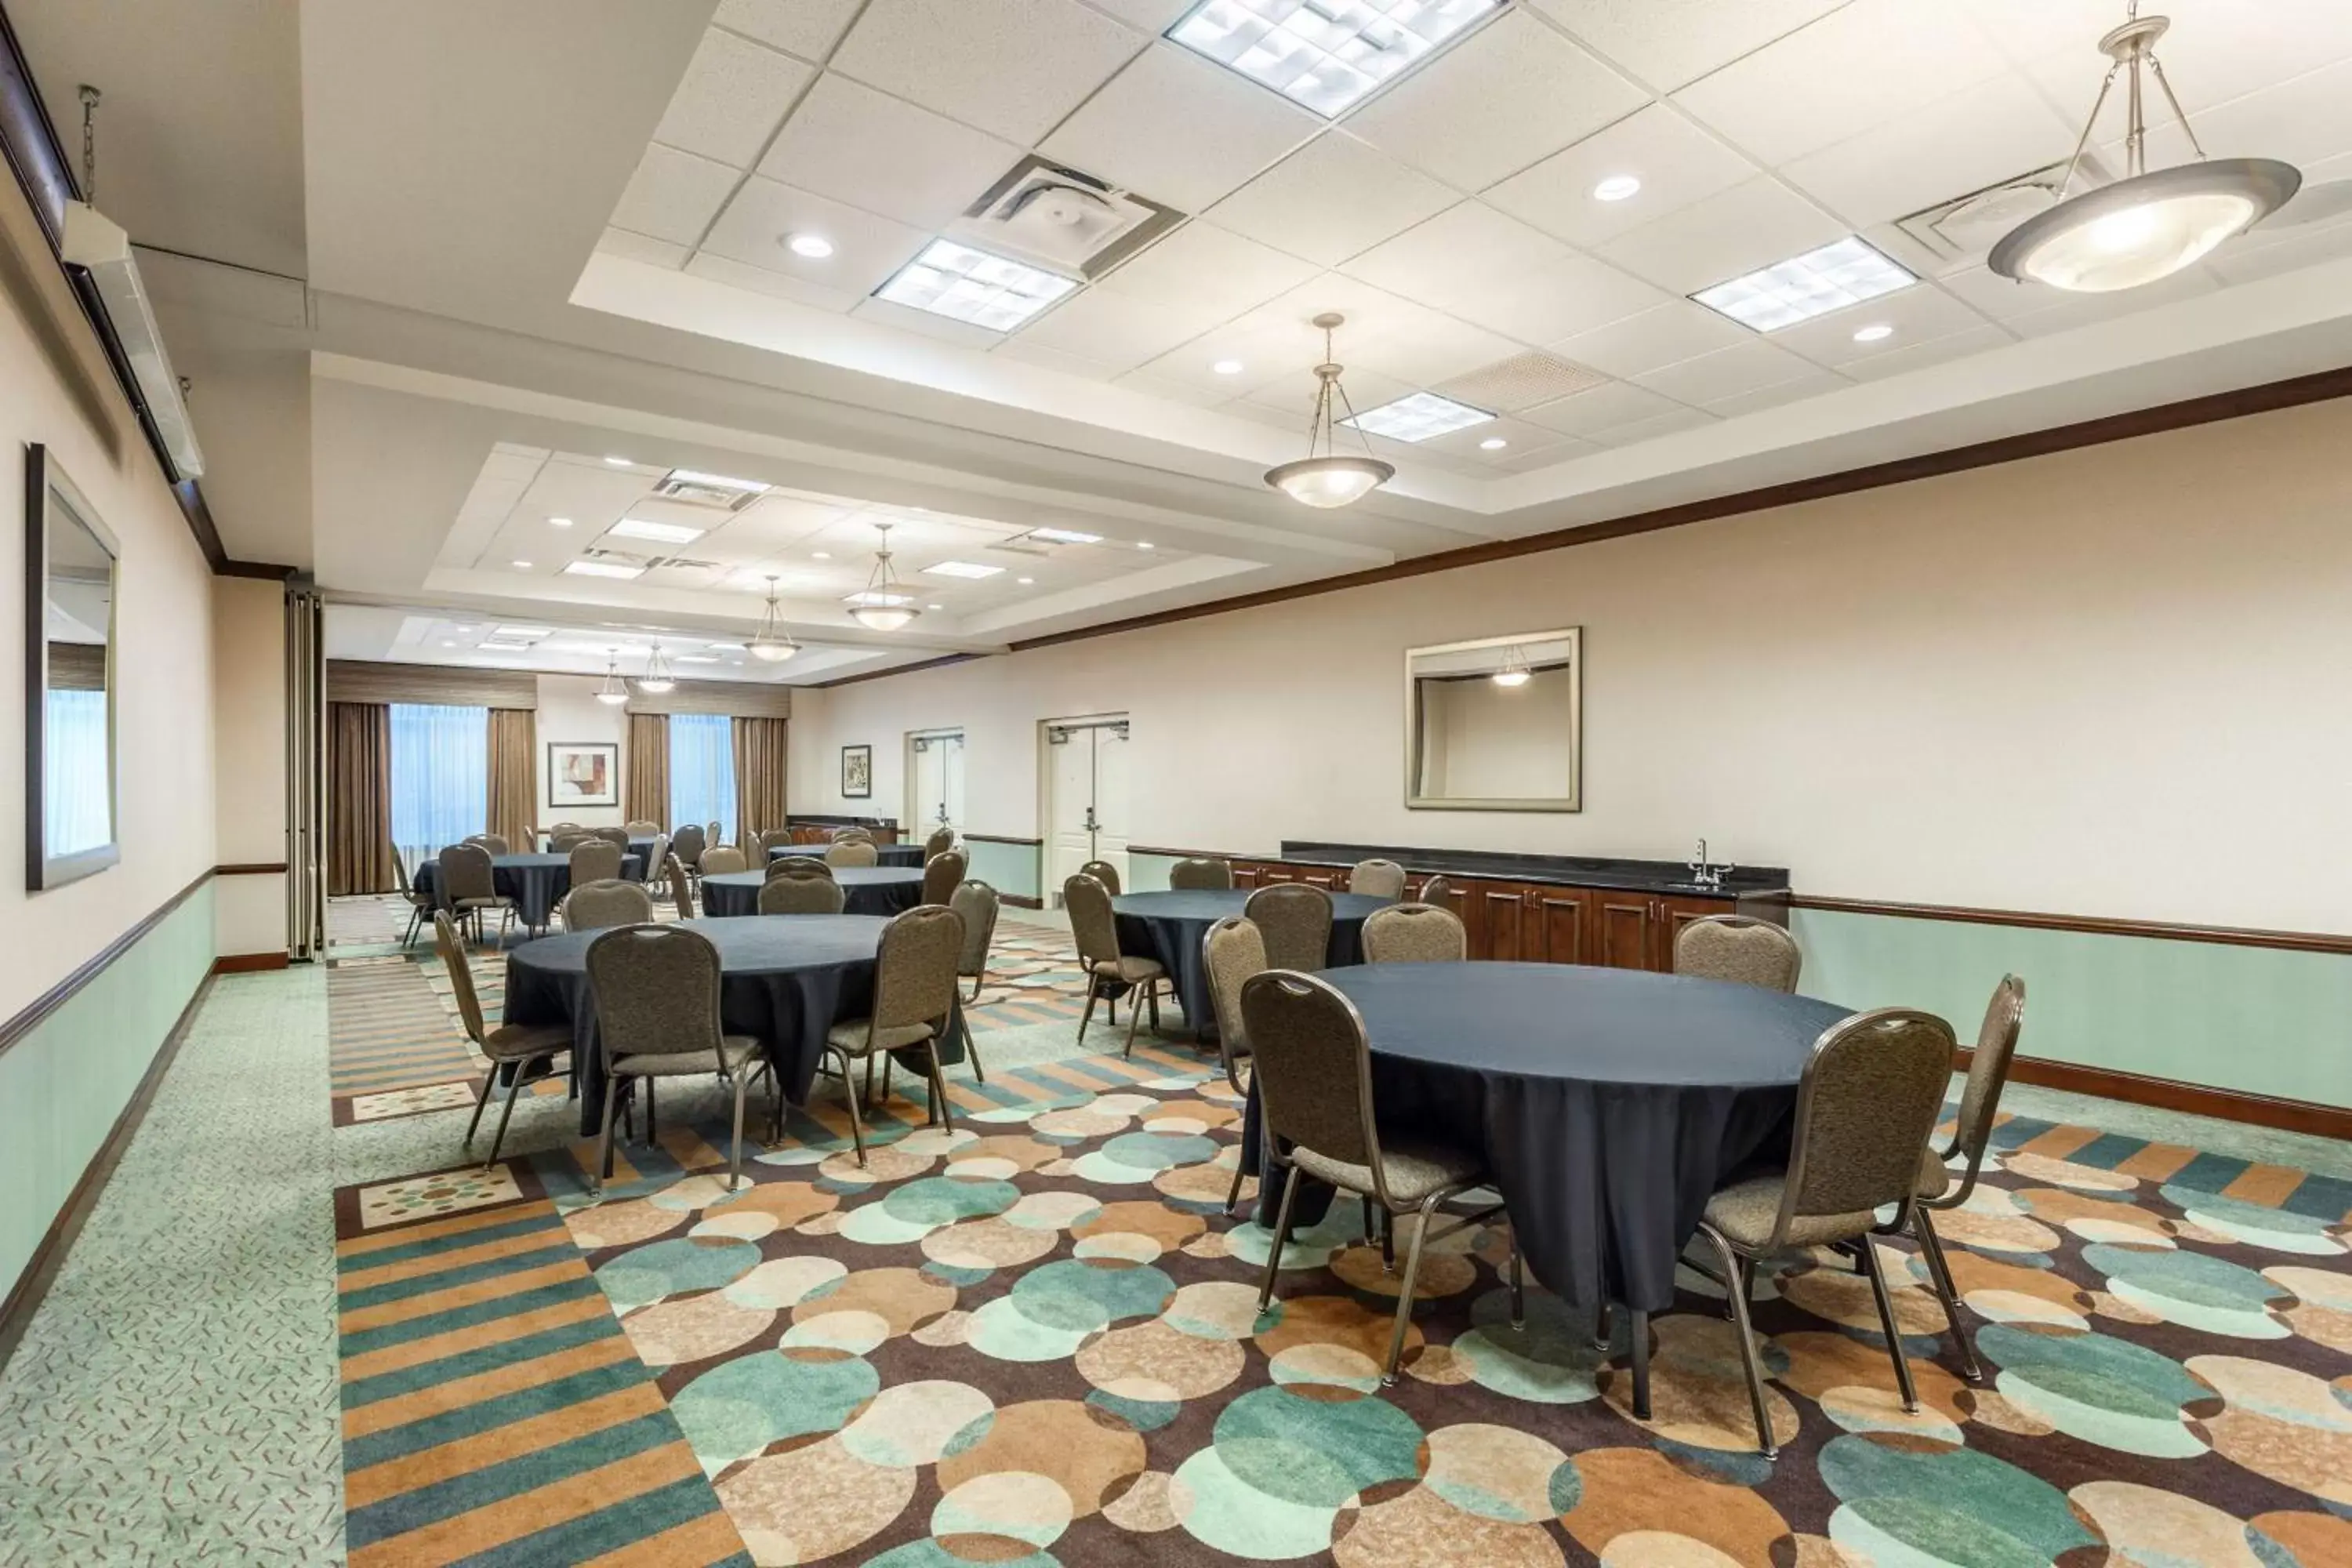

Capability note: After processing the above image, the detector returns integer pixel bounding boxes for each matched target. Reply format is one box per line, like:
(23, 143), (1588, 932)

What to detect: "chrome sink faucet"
(1687, 838), (1735, 891)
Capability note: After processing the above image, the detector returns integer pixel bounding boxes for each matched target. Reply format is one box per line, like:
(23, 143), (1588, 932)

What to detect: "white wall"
(793, 397), (2352, 935)
(534, 672), (627, 828)
(212, 575), (285, 957)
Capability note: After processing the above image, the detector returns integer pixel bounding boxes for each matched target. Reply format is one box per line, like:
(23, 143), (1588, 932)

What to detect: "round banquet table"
(539, 833), (659, 862)
(770, 843), (927, 868)
(1255, 963), (1853, 1319)
(702, 866), (926, 918)
(413, 851), (644, 931)
(1112, 889), (1389, 1034)
(502, 915), (964, 1134)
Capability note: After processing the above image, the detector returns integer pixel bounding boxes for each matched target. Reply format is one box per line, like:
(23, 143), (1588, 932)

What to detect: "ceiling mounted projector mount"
(1989, 2), (2299, 292)
(1264, 314), (1396, 510)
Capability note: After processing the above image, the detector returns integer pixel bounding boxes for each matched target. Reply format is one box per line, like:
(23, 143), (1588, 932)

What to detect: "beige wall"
(211, 576), (285, 957)
(0, 178), (219, 1022)
(535, 673), (628, 829)
(793, 397), (2352, 936)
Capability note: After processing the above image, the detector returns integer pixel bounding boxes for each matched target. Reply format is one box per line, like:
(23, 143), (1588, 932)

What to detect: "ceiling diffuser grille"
(1436, 352), (1610, 412)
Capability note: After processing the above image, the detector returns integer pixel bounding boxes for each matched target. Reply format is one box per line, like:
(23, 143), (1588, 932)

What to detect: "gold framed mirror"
(1404, 629), (1581, 812)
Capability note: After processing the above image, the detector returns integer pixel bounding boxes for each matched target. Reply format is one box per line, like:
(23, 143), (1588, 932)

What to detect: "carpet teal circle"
(1211, 1385), (1423, 1508)
(884, 1176), (1021, 1226)
(1010, 1259), (1175, 1333)
(1819, 1435), (2098, 1566)
(1098, 1130), (1218, 1171)
(1976, 1323), (2204, 1418)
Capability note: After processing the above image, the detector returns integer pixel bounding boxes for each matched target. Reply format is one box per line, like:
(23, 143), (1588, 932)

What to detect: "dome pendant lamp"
(594, 650), (628, 706)
(748, 575), (801, 662)
(1264, 313), (1395, 510)
(849, 521), (920, 632)
(1989, 3), (2298, 293)
(635, 643), (676, 695)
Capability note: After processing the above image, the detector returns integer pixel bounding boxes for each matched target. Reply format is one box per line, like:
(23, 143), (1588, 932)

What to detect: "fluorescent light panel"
(873, 241), (1076, 332)
(608, 517), (705, 544)
(922, 561), (1004, 579)
(1343, 391), (1494, 442)
(477, 638), (534, 651)
(674, 654), (722, 664)
(563, 561), (645, 580)
(493, 625), (554, 639)
(1028, 527), (1101, 544)
(666, 469), (771, 492)
(1168, 0), (1503, 118)
(1692, 236), (1917, 332)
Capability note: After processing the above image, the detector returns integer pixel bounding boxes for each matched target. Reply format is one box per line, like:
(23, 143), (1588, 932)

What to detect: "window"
(43, 688), (109, 858)
(390, 702), (486, 867)
(670, 713), (737, 844)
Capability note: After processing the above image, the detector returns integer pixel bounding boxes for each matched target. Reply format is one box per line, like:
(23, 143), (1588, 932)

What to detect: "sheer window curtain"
(670, 713), (738, 843)
(43, 689), (109, 858)
(390, 702), (488, 869)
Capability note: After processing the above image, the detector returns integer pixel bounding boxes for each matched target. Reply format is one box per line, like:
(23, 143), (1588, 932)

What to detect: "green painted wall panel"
(1791, 906), (2352, 1110)
(1127, 853), (1178, 895)
(967, 840), (1041, 902)
(0, 884), (216, 1301)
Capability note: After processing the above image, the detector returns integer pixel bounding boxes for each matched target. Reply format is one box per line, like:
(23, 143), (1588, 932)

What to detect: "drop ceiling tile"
(1996, 0), (2352, 119)
(1632, 339), (1817, 404)
(1342, 202), (1666, 342)
(1207, 132), (1458, 267)
(2209, 218), (2352, 285)
(1999, 267), (2222, 339)
(1112, 368), (1257, 408)
(713, 0), (865, 61)
(1259, 273), (1526, 386)
(829, 0), (1145, 145)
(1004, 285), (1230, 371)
(758, 74), (1021, 228)
(1040, 42), (1320, 213)
(1840, 323), (2015, 382)
(1519, 379), (1688, 435)
(1584, 405), (1719, 446)
(1764, 283), (1991, 368)
(1139, 312), (1341, 399)
(2146, 56), (2352, 171)
(610, 143), (742, 245)
(1414, 414), (1574, 464)
(1093, 222), (1319, 319)
(685, 252), (863, 313)
(1345, 9), (1647, 191)
(1484, 105), (1759, 249)
(596, 227), (691, 269)
(1492, 434), (1602, 471)
(1523, 0), (1850, 93)
(701, 176), (931, 296)
(1778, 75), (2079, 230)
(989, 338), (1128, 379)
(1239, 361), (1414, 416)
(653, 28), (816, 169)
(1702, 368), (1849, 418)
(1597, 177), (1846, 294)
(1550, 299), (1750, 377)
(1084, 0), (1194, 29)
(1670, 0), (2008, 168)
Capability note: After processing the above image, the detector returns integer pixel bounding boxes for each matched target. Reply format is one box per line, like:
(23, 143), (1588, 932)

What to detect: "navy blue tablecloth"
(702, 866), (925, 918)
(1112, 889), (1387, 1033)
(771, 843), (927, 868)
(1254, 962), (1851, 1313)
(414, 852), (644, 928)
(502, 915), (964, 1134)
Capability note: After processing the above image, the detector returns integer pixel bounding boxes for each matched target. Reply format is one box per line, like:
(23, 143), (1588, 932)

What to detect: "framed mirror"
(1405, 629), (1581, 811)
(26, 445), (119, 889)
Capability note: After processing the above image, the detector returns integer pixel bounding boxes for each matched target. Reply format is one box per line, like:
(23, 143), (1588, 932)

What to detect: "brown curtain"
(487, 707), (535, 848)
(327, 702), (396, 895)
(733, 717), (788, 840)
(626, 712), (670, 826)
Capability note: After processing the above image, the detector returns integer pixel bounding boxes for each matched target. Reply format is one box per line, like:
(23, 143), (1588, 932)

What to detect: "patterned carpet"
(329, 1040), (2352, 1567)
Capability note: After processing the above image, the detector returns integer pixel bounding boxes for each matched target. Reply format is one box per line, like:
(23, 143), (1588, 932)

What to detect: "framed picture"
(841, 744), (873, 799)
(548, 741), (619, 807)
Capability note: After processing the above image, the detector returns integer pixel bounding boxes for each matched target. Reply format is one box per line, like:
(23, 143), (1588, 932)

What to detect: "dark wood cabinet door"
(1529, 886), (1592, 964)
(1475, 884), (1537, 963)
(1231, 862), (1264, 891)
(1654, 894), (1737, 971)
(1592, 895), (1659, 971)
(1298, 867), (1344, 892)
(1417, 877), (1468, 922)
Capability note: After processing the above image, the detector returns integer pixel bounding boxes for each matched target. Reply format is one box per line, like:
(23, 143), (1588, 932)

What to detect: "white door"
(1092, 724), (1130, 890)
(907, 731), (965, 836)
(1044, 718), (1130, 903)
(940, 734), (967, 834)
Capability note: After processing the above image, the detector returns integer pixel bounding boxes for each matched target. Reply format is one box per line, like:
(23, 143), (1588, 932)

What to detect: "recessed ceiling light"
(510, 559), (534, 568)
(874, 240), (1076, 332)
(784, 233), (835, 260)
(1479, 437), (1508, 450)
(923, 561), (1004, 579)
(609, 517), (705, 544)
(478, 637), (533, 651)
(674, 654), (722, 664)
(603, 456), (632, 466)
(548, 516), (573, 528)
(1167, 0), (1504, 118)
(811, 551), (832, 560)
(1692, 237), (1917, 333)
(438, 640), (456, 648)
(927, 603), (944, 611)
(706, 641), (748, 652)
(1593, 175), (1642, 202)
(1852, 323), (1896, 343)
(1213, 358), (1245, 376)
(1028, 527), (1101, 544)
(564, 560), (645, 580)
(495, 625), (554, 639)
(1017, 576), (1035, 585)
(1343, 392), (1494, 443)
(666, 469), (772, 492)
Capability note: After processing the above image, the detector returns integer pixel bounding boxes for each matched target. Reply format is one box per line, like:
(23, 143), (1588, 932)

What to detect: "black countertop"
(787, 813), (899, 829)
(1278, 840), (1790, 898)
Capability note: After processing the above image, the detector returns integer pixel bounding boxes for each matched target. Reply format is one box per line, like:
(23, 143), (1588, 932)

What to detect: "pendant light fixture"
(1264, 313), (1395, 510)
(748, 574), (801, 662)
(635, 642), (676, 695)
(1491, 646), (1532, 688)
(594, 649), (628, 706)
(848, 522), (920, 632)
(1990, 3), (2299, 293)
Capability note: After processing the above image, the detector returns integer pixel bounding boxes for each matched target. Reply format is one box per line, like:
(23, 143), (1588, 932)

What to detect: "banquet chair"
(1078, 858), (1122, 895)
(1349, 858), (1407, 898)
(1243, 883), (1333, 973)
(1417, 875), (1457, 913)
(466, 833), (510, 855)
(670, 822), (706, 876)
(544, 821), (580, 839)
(664, 852), (696, 919)
(706, 822), (724, 858)
(1065, 873), (1167, 1056)
(434, 913), (572, 1168)
(644, 829), (670, 881)
(832, 826), (875, 844)
(1168, 856), (1232, 891)
(822, 906), (964, 1167)
(439, 841), (518, 947)
(769, 855), (833, 881)
(592, 826), (631, 850)
(924, 826), (956, 858)
(827, 840), (880, 868)
(948, 880), (1000, 1081)
(1201, 915), (1268, 1207)
(760, 876), (845, 915)
(759, 827), (796, 856)
(392, 848), (435, 947)
(568, 838), (624, 891)
(1874, 975), (2026, 1385)
(1363, 902), (1468, 964)
(1693, 1007), (1957, 1457)
(561, 878), (653, 932)
(549, 831), (593, 853)
(1674, 915), (1802, 993)
(1241, 969), (1520, 1383)
(921, 848), (967, 906)
(586, 924), (763, 1194)
(624, 818), (662, 836)
(699, 845), (749, 875)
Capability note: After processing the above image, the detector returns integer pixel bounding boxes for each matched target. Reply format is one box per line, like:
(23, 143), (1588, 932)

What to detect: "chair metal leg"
(1122, 985), (1146, 1058)
(484, 1070), (527, 1167)
(1508, 1234), (1526, 1330)
(831, 1047), (869, 1167)
(1254, 1165), (1303, 1319)
(1146, 981), (1160, 1033)
(1076, 982), (1100, 1044)
(880, 1054), (895, 1105)
(958, 1011), (985, 1084)
(1701, 1224), (1778, 1457)
(463, 1069), (495, 1148)
(923, 1041), (954, 1134)
(1911, 1207), (1980, 1383)
(594, 1073), (622, 1188)
(727, 1071), (747, 1193)
(1381, 1196), (1439, 1385)
(1858, 1236), (1922, 1413)
(1225, 1159), (1246, 1212)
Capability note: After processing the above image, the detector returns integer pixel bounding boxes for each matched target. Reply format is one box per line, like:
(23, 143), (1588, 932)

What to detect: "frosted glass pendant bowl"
(1991, 160), (2298, 292)
(1265, 455), (1393, 509)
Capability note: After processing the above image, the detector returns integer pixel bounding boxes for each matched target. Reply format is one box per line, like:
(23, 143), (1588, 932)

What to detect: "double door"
(1045, 717), (1130, 903)
(907, 731), (966, 837)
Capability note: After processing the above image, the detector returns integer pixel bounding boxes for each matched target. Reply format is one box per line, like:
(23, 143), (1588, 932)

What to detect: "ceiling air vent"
(1436, 351), (1610, 413)
(652, 471), (765, 510)
(952, 156), (1184, 281)
(1896, 154), (2118, 265)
